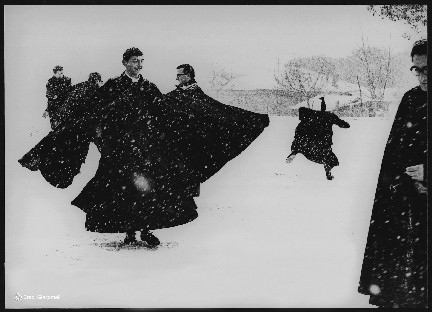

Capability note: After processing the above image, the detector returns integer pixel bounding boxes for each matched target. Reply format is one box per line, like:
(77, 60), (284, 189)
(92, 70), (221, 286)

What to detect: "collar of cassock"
(123, 71), (143, 83)
(178, 82), (198, 91)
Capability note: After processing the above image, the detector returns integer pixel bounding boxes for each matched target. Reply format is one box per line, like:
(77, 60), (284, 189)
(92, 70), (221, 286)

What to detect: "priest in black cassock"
(358, 39), (427, 308)
(165, 64), (270, 184)
(19, 50), (269, 248)
(286, 97), (350, 180)
(44, 65), (73, 129)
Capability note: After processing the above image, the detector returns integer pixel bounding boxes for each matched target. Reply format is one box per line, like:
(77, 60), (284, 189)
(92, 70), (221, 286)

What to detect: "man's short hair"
(177, 64), (196, 81)
(411, 39), (427, 59)
(53, 65), (63, 73)
(123, 47), (143, 63)
(88, 72), (102, 83)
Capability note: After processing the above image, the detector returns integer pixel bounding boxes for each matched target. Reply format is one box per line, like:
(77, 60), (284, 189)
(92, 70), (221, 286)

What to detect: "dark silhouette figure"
(286, 97), (350, 180)
(44, 65), (73, 129)
(358, 39), (427, 308)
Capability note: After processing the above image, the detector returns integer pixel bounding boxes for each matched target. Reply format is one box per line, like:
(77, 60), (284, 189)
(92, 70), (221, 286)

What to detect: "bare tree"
(367, 5), (427, 39)
(356, 76), (363, 105)
(274, 56), (336, 108)
(349, 38), (394, 101)
(209, 68), (236, 94)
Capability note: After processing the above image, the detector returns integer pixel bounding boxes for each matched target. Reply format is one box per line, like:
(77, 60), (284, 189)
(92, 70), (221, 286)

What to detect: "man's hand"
(42, 111), (48, 118)
(286, 154), (296, 164)
(413, 181), (427, 194)
(405, 164), (424, 181)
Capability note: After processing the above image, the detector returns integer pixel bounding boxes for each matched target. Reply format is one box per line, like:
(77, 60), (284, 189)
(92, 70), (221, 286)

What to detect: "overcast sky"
(5, 5), (420, 94)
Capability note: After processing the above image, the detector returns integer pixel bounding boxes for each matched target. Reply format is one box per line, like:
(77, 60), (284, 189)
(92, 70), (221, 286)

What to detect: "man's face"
(54, 70), (64, 78)
(96, 79), (103, 87)
(176, 68), (191, 86)
(123, 55), (144, 78)
(412, 54), (427, 91)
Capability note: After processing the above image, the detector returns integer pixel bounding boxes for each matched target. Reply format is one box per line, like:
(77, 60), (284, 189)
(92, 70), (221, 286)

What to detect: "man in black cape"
(19, 51), (269, 247)
(43, 65), (73, 129)
(286, 97), (350, 180)
(358, 39), (427, 308)
(165, 64), (270, 184)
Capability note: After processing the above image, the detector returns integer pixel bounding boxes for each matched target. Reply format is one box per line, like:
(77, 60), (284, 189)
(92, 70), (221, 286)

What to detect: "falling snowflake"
(369, 284), (381, 295)
(132, 173), (152, 193)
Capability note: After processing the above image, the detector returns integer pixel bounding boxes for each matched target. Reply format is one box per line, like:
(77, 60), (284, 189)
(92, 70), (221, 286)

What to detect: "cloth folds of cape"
(358, 86), (427, 308)
(56, 80), (100, 124)
(19, 78), (269, 232)
(165, 85), (270, 183)
(19, 79), (102, 188)
(18, 120), (91, 188)
(290, 107), (350, 167)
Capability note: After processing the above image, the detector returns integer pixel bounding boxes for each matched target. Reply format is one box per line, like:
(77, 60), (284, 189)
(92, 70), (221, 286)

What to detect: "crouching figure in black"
(286, 97), (350, 180)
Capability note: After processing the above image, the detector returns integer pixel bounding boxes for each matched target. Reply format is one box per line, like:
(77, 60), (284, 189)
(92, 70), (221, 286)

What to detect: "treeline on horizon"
(210, 46), (413, 117)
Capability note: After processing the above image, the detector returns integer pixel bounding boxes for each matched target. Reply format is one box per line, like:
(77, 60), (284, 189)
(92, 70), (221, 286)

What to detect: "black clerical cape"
(358, 86), (427, 308)
(291, 107), (350, 168)
(19, 77), (269, 232)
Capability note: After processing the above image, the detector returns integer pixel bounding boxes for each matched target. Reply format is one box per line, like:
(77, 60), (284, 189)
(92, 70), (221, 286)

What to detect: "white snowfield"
(6, 115), (395, 308)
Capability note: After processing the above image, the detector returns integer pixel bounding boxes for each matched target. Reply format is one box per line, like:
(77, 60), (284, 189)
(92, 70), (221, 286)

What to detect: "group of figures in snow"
(19, 40), (427, 308)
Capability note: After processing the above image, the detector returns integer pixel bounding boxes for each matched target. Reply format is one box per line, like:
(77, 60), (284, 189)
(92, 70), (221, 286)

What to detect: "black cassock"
(19, 76), (269, 233)
(165, 83), (269, 183)
(56, 80), (100, 125)
(45, 76), (73, 128)
(358, 86), (427, 308)
(291, 107), (350, 168)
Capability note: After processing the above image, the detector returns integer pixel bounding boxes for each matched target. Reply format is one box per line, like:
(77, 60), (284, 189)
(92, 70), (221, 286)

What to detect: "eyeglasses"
(410, 66), (427, 76)
(176, 73), (187, 78)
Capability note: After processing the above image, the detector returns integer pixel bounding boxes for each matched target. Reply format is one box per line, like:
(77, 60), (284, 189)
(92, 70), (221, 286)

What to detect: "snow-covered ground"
(5, 115), (395, 308)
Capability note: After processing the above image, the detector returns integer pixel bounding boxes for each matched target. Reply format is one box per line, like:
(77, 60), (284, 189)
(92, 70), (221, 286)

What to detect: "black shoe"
(124, 231), (137, 244)
(140, 230), (160, 247)
(286, 154), (296, 164)
(325, 170), (334, 180)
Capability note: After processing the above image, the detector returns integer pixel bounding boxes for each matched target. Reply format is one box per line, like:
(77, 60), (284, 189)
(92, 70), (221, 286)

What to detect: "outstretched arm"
(335, 117), (350, 128)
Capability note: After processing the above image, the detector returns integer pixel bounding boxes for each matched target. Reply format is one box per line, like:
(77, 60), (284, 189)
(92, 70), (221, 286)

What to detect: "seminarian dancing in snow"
(165, 64), (266, 186)
(18, 47), (269, 247)
(286, 97), (350, 180)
